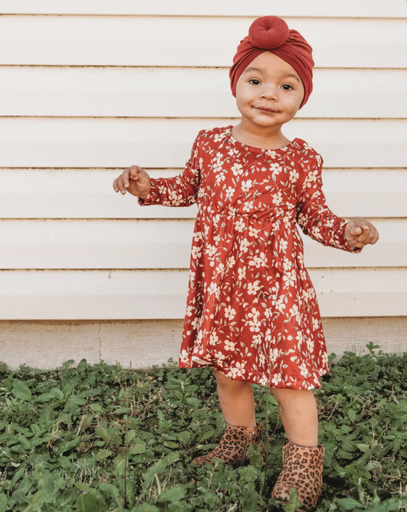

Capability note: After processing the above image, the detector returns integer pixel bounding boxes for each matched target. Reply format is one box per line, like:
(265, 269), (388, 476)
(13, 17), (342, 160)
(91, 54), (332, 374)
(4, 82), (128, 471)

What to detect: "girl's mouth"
(255, 107), (280, 113)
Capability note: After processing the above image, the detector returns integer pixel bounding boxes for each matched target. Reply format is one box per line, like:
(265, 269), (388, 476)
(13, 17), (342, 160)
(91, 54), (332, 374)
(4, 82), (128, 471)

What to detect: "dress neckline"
(225, 124), (299, 153)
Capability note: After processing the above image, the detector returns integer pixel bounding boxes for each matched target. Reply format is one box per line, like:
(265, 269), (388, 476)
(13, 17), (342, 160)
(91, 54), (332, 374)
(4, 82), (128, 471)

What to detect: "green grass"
(0, 342), (407, 511)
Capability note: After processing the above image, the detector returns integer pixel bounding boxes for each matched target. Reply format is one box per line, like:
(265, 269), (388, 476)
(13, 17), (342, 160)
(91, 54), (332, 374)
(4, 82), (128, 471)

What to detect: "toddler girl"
(113, 15), (379, 510)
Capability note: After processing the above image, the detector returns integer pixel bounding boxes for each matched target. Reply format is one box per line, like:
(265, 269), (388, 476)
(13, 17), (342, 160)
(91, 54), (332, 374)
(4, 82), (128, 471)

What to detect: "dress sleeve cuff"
(137, 178), (161, 206)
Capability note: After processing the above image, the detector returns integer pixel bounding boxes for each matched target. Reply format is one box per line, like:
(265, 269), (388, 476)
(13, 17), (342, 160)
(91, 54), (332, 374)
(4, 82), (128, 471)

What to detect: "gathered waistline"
(198, 205), (297, 223)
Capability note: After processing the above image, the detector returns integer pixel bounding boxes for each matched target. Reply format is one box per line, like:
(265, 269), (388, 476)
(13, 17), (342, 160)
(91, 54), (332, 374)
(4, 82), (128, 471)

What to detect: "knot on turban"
(229, 16), (315, 110)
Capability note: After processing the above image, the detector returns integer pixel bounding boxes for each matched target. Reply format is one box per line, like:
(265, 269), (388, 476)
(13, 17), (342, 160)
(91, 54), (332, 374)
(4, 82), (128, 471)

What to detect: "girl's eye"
(248, 79), (294, 90)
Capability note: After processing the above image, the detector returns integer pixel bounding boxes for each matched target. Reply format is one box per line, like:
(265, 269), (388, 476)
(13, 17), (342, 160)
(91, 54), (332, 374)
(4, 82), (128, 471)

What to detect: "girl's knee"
(271, 388), (314, 408)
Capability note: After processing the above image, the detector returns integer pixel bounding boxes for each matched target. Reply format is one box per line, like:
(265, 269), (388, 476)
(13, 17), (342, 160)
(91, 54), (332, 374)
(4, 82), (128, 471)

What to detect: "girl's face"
(235, 51), (305, 132)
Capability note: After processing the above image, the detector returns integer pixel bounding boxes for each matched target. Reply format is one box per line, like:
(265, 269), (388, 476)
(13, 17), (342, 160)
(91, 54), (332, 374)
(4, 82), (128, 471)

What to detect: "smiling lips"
(256, 107), (280, 113)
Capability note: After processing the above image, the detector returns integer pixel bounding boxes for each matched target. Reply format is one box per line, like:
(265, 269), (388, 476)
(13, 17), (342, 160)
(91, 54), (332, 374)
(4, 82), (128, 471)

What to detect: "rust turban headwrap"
(229, 16), (315, 109)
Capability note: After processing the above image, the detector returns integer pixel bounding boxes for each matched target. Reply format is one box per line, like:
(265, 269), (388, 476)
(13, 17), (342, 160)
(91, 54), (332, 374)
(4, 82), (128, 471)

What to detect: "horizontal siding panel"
(0, 17), (406, 68)
(1, 67), (406, 119)
(0, 219), (401, 269)
(0, 0), (406, 17)
(0, 269), (405, 319)
(0, 169), (405, 219)
(0, 119), (405, 168)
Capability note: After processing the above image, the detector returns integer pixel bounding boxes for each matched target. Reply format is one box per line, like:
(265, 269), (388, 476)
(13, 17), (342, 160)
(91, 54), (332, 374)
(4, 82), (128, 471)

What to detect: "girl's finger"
(123, 169), (131, 188)
(129, 166), (140, 180)
(117, 177), (126, 194)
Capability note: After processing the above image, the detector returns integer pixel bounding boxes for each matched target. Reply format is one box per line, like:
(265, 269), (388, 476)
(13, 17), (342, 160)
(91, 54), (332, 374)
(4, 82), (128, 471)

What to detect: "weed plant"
(0, 342), (407, 511)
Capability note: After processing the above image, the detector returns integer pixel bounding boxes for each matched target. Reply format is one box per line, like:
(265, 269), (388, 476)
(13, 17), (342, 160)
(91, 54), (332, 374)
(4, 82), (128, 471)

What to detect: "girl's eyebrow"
(243, 66), (301, 84)
(243, 66), (263, 74)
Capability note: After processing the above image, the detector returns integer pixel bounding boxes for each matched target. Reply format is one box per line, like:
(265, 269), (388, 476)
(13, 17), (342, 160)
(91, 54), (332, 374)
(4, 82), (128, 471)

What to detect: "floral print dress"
(138, 125), (362, 390)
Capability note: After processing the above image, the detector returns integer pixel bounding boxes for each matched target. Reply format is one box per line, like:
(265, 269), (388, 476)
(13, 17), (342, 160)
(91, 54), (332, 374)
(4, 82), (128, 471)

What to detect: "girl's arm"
(295, 153), (363, 253)
(138, 130), (203, 207)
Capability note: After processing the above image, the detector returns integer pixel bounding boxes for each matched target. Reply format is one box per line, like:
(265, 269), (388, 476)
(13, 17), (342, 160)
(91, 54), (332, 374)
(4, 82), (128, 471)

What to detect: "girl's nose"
(259, 84), (279, 100)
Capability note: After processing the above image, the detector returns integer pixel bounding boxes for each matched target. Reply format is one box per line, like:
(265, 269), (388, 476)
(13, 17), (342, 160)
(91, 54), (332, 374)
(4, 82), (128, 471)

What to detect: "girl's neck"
(232, 122), (291, 151)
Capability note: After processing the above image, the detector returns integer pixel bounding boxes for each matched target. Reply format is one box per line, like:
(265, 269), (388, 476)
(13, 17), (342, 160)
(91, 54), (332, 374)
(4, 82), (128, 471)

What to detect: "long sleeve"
(295, 152), (363, 254)
(137, 130), (203, 207)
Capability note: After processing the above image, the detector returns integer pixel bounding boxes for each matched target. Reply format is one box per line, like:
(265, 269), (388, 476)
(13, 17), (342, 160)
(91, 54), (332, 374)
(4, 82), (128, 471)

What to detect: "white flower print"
(248, 226), (260, 238)
(296, 331), (304, 351)
(306, 337), (315, 354)
(225, 186), (235, 201)
(304, 170), (318, 189)
(188, 270), (196, 284)
(247, 307), (261, 332)
(180, 349), (190, 364)
(283, 269), (296, 288)
(228, 148), (239, 157)
(205, 244), (217, 257)
(191, 246), (202, 259)
(231, 163), (243, 176)
(248, 252), (267, 269)
(238, 266), (246, 280)
(214, 351), (226, 362)
(209, 331), (219, 346)
(321, 353), (329, 367)
(299, 362), (309, 378)
(228, 362), (246, 378)
(224, 340), (236, 351)
(243, 200), (254, 212)
(235, 218), (246, 233)
(272, 190), (283, 206)
(252, 334), (262, 346)
(167, 190), (184, 205)
(240, 238), (250, 253)
(207, 281), (219, 296)
(270, 348), (279, 363)
(191, 317), (200, 330)
(259, 375), (269, 386)
(224, 305), (236, 320)
(275, 295), (287, 313)
(241, 179), (253, 193)
(215, 262), (225, 277)
(225, 254), (236, 270)
(271, 373), (282, 386)
(279, 239), (288, 253)
(289, 303), (301, 324)
(247, 280), (261, 295)
(289, 168), (299, 183)
(283, 257), (292, 272)
(270, 163), (282, 174)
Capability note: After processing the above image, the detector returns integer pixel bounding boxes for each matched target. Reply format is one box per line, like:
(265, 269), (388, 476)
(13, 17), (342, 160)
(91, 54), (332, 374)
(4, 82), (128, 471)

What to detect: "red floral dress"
(138, 125), (362, 390)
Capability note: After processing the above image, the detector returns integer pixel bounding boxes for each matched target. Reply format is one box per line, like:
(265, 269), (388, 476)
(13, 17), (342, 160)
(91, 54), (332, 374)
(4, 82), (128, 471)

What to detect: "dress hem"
(178, 360), (329, 390)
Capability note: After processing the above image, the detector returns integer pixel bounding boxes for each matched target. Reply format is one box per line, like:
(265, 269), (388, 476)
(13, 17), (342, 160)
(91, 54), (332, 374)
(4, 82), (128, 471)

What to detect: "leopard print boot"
(271, 440), (325, 511)
(191, 421), (265, 467)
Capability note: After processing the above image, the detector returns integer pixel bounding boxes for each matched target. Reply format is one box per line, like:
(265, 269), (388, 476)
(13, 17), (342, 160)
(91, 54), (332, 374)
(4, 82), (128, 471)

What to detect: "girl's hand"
(344, 217), (379, 251)
(113, 165), (151, 199)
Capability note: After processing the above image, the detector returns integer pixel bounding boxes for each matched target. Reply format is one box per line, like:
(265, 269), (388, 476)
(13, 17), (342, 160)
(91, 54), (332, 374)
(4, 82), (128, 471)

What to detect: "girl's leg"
(270, 388), (324, 510)
(191, 369), (263, 467)
(270, 388), (318, 446)
(212, 368), (256, 428)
